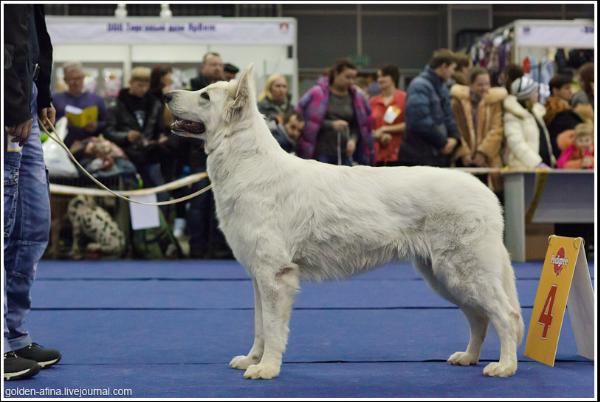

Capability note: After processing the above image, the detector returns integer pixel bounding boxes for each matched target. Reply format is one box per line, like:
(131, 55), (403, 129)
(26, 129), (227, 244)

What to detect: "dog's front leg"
(70, 217), (83, 260)
(243, 265), (299, 380)
(229, 278), (264, 370)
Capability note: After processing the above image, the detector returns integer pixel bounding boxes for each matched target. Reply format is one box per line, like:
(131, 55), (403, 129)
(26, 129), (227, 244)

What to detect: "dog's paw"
(86, 243), (101, 252)
(483, 361), (517, 377)
(229, 355), (259, 370)
(447, 351), (478, 366)
(243, 363), (280, 380)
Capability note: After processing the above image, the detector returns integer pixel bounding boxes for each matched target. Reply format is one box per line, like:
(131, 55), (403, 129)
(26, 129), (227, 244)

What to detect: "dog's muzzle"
(170, 118), (206, 135)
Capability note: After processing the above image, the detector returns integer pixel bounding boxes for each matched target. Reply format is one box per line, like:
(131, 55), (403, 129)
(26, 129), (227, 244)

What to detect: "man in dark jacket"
(4, 4), (62, 380)
(187, 52), (231, 258)
(105, 67), (167, 195)
(190, 52), (224, 91)
(398, 49), (461, 167)
(267, 112), (305, 154)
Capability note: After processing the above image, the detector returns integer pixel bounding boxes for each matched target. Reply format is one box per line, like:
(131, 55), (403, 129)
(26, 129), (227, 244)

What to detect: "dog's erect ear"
(225, 64), (256, 124)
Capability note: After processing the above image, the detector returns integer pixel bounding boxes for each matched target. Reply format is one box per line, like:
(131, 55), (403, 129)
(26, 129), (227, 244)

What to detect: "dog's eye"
(201, 92), (210, 101)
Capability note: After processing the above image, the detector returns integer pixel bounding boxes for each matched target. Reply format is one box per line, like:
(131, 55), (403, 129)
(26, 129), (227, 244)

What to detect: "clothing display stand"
(513, 20), (594, 100)
(466, 19), (594, 102)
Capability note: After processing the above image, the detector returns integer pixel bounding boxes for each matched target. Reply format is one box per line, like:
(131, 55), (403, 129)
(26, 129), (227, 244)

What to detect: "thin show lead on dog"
(165, 66), (524, 380)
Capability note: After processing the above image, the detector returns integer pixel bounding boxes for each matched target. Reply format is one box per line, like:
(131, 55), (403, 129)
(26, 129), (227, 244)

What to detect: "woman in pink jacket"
(295, 59), (374, 166)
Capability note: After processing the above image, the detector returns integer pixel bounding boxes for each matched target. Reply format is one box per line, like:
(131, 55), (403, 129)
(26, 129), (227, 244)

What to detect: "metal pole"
(447, 4), (453, 50)
(357, 4), (363, 56)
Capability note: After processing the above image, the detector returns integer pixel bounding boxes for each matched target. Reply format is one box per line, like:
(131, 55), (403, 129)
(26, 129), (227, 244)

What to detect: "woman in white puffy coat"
(503, 76), (556, 169)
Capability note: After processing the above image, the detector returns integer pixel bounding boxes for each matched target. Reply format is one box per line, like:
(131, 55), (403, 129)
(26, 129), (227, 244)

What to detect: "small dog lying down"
(165, 66), (524, 380)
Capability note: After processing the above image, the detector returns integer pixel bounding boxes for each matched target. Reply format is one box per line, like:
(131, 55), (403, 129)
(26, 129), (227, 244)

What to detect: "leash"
(40, 119), (213, 206)
(337, 126), (349, 166)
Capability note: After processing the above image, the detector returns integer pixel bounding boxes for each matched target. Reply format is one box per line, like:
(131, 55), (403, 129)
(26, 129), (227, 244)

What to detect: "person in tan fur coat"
(450, 67), (507, 190)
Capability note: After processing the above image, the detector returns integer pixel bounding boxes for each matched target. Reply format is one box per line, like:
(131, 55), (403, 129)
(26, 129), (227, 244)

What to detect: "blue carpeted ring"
(3, 260), (595, 398)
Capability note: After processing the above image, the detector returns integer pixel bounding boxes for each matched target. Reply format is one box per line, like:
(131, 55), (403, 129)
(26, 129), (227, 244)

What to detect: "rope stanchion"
(41, 119), (212, 206)
(50, 172), (208, 197)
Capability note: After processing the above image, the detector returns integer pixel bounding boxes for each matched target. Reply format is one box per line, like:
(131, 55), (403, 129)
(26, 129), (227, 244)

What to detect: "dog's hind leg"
(429, 243), (521, 377)
(413, 257), (488, 366)
(480, 301), (519, 377)
(480, 247), (523, 377)
(412, 257), (458, 304)
(447, 306), (488, 366)
(230, 278), (264, 370)
(243, 264), (299, 380)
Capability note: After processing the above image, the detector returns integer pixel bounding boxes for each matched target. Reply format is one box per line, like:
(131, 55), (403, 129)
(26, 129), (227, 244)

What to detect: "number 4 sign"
(524, 236), (595, 366)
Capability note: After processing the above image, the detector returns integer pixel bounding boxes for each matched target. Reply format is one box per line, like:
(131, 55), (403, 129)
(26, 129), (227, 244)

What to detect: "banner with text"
(515, 23), (594, 48)
(46, 18), (295, 45)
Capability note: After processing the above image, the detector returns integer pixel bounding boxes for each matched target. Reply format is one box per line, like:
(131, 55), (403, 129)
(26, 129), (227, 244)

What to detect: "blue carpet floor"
(3, 260), (595, 398)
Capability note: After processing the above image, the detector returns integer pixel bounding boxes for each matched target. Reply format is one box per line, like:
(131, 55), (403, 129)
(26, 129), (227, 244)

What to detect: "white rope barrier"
(50, 171), (208, 197)
(42, 119), (213, 206)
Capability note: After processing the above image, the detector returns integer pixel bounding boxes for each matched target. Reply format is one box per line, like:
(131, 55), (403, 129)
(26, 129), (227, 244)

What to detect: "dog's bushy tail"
(502, 247), (525, 345)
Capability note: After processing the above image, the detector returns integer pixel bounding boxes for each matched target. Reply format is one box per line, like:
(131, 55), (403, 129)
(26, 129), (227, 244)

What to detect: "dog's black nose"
(163, 93), (173, 103)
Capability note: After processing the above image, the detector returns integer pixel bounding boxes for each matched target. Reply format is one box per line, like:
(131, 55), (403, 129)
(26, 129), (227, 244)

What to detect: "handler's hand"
(6, 119), (33, 146)
(332, 120), (349, 133)
(39, 104), (56, 131)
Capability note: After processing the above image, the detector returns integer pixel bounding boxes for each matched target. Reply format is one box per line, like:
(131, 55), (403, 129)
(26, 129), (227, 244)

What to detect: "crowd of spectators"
(50, 49), (595, 260)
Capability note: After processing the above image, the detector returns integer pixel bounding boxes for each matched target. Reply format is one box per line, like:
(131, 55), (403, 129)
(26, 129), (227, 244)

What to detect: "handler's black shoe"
(3, 352), (41, 380)
(14, 343), (61, 368)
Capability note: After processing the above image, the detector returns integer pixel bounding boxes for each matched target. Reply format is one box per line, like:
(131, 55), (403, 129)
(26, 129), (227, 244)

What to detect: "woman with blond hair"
(258, 74), (294, 123)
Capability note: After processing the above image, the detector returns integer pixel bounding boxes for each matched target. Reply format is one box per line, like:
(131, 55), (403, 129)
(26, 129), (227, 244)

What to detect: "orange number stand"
(524, 236), (594, 367)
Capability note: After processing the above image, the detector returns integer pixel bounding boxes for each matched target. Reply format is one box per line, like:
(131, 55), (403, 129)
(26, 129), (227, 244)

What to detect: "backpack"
(131, 211), (182, 259)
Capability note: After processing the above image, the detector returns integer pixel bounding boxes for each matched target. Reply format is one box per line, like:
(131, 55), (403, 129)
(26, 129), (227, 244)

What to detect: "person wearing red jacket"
(369, 65), (407, 166)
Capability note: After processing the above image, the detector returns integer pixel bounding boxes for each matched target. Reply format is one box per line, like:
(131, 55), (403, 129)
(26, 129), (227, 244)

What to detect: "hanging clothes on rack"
(522, 56), (531, 74)
(465, 23), (514, 86)
(567, 48), (594, 69)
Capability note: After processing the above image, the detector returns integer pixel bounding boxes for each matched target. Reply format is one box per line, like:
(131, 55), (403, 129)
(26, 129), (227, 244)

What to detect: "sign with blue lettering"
(46, 17), (296, 45)
(515, 22), (594, 48)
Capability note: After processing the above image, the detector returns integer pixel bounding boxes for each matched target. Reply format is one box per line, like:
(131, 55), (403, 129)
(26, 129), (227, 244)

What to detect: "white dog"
(165, 66), (524, 380)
